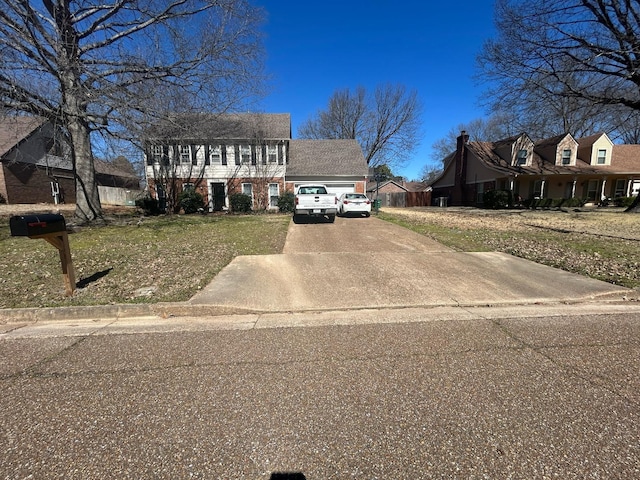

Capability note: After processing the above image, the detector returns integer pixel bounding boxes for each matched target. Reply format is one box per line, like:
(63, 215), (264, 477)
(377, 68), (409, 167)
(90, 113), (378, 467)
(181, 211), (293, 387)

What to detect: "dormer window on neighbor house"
(516, 149), (528, 166)
(562, 149), (571, 165)
(597, 148), (607, 164)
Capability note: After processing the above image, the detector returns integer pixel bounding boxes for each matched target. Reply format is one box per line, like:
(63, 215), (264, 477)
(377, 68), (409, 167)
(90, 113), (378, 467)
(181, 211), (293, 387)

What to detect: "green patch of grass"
(0, 214), (291, 309)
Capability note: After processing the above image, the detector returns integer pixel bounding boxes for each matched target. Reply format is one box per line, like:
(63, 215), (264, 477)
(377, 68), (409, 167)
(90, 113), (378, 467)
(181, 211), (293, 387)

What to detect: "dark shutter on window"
(278, 143), (284, 165)
(235, 145), (240, 165)
(204, 145), (210, 166)
(191, 145), (198, 165)
(221, 144), (227, 165)
(262, 144), (267, 165)
(162, 145), (170, 166)
(145, 143), (153, 165)
(251, 145), (257, 165)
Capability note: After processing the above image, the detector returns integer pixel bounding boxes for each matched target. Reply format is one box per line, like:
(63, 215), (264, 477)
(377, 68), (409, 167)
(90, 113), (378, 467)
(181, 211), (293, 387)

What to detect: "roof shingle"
(287, 139), (368, 176)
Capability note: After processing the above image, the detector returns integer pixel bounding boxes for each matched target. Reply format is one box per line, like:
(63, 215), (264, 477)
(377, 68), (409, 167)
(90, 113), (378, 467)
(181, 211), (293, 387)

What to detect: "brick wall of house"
(2, 162), (76, 204)
(227, 177), (285, 210)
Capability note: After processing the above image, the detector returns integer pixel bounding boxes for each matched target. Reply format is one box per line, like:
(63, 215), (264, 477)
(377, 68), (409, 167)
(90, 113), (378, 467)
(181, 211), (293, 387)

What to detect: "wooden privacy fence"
(373, 191), (432, 208)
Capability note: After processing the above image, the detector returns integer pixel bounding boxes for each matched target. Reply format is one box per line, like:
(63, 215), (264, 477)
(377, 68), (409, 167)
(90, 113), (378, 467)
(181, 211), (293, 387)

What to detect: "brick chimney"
(452, 130), (470, 205)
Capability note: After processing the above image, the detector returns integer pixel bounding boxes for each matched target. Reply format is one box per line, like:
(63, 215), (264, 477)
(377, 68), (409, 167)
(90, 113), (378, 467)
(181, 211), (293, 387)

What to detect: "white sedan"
(337, 193), (371, 217)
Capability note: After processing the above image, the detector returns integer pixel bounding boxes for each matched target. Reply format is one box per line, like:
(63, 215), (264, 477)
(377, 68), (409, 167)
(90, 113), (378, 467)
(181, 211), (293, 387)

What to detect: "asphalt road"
(2, 215), (640, 479)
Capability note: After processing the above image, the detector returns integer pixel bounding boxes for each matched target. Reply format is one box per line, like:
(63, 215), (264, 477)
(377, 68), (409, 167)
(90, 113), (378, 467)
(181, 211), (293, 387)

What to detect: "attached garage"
(293, 182), (355, 197)
(286, 139), (368, 196)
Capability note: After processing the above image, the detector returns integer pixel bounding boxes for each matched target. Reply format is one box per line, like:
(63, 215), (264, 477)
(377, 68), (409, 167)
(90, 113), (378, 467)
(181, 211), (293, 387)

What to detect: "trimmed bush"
(178, 189), (205, 214)
(229, 193), (252, 213)
(277, 191), (295, 213)
(483, 189), (512, 209)
(135, 196), (161, 215)
(614, 196), (636, 208)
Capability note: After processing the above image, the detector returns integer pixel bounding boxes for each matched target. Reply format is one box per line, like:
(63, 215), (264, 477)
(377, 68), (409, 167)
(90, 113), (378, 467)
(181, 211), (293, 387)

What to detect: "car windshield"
(299, 186), (327, 194)
(345, 194), (366, 199)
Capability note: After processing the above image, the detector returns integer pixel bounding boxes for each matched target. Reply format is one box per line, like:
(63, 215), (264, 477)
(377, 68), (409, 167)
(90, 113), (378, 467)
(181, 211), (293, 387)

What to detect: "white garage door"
(324, 183), (355, 197)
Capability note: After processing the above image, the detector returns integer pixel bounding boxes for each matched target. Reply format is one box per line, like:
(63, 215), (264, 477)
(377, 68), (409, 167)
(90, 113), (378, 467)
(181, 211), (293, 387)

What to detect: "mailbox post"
(9, 214), (76, 296)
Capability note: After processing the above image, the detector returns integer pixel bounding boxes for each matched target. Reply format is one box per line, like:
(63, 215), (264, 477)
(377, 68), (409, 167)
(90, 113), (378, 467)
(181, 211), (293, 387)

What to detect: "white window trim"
(240, 145), (251, 163)
(267, 145), (278, 163)
(516, 149), (528, 166)
(210, 145), (222, 164)
(269, 183), (279, 208)
(178, 145), (191, 164)
(151, 145), (164, 163)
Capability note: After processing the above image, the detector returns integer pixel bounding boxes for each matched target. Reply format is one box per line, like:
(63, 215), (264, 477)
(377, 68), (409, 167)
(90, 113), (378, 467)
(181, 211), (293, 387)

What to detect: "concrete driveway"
(189, 215), (629, 312)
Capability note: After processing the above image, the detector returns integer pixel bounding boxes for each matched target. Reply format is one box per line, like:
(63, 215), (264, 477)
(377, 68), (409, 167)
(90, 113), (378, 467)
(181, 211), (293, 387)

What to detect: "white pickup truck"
(293, 184), (338, 223)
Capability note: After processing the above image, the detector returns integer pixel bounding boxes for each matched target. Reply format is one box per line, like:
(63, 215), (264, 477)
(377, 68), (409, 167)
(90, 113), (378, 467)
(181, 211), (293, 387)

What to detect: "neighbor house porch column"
(600, 177), (607, 201)
(571, 177), (577, 198)
(540, 178), (547, 198)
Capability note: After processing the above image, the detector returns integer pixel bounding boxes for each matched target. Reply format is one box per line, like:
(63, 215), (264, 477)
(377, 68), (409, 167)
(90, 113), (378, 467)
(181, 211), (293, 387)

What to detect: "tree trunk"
(70, 118), (102, 224)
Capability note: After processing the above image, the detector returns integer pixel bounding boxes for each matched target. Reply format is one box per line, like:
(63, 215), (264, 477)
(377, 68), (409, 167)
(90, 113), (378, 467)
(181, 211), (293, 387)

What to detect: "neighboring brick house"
(0, 116), (75, 204)
(366, 178), (429, 197)
(0, 116), (140, 205)
(143, 113), (369, 212)
(431, 131), (640, 206)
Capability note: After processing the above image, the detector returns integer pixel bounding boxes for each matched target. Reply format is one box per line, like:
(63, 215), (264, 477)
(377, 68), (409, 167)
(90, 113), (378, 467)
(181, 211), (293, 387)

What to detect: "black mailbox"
(9, 214), (67, 237)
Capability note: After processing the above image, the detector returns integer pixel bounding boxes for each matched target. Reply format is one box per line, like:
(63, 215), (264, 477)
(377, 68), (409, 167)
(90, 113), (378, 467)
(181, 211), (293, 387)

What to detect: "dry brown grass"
(0, 205), (290, 309)
(381, 206), (640, 290)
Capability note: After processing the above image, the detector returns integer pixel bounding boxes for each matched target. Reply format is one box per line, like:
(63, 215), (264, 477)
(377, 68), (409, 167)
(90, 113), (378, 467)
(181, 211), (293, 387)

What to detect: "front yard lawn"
(0, 213), (290, 309)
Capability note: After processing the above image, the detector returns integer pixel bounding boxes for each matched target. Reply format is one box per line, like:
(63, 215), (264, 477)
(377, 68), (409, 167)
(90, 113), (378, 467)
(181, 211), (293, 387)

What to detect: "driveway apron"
(189, 216), (628, 311)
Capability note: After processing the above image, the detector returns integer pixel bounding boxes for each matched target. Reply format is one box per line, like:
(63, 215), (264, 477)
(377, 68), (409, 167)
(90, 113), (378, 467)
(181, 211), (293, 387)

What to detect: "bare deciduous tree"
(0, 0), (265, 223)
(298, 84), (422, 168)
(429, 116), (516, 162)
(479, 0), (640, 109)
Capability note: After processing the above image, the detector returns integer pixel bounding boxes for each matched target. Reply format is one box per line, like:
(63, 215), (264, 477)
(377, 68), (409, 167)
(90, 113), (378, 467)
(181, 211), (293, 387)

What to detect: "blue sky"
(255, 0), (497, 180)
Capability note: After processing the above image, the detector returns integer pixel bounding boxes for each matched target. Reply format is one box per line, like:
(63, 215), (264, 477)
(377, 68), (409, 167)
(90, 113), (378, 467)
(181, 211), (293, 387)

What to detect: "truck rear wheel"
(328, 214), (335, 223)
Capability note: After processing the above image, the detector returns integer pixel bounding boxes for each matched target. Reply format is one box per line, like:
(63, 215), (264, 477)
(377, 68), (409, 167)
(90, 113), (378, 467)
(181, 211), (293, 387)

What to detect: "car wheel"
(328, 214), (336, 223)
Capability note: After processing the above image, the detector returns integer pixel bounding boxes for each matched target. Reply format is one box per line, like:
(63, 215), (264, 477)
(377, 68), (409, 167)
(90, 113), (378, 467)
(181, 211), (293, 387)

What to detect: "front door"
(211, 183), (225, 211)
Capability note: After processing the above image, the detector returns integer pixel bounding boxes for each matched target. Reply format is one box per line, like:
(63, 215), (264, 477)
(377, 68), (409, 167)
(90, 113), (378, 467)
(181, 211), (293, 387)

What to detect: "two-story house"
(143, 113), (369, 212)
(431, 131), (640, 206)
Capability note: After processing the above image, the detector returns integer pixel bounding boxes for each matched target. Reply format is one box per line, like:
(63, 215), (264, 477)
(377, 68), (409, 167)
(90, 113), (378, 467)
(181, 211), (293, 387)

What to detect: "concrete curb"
(0, 303), (255, 323)
(2, 294), (638, 324)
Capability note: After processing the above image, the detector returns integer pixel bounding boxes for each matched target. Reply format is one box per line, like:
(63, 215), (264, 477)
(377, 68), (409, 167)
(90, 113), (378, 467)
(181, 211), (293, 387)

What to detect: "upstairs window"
(240, 145), (251, 163)
(516, 149), (528, 166)
(151, 145), (164, 162)
(178, 145), (191, 164)
(597, 149), (607, 164)
(267, 145), (278, 163)
(210, 145), (221, 164)
(561, 149), (571, 165)
(149, 145), (169, 165)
